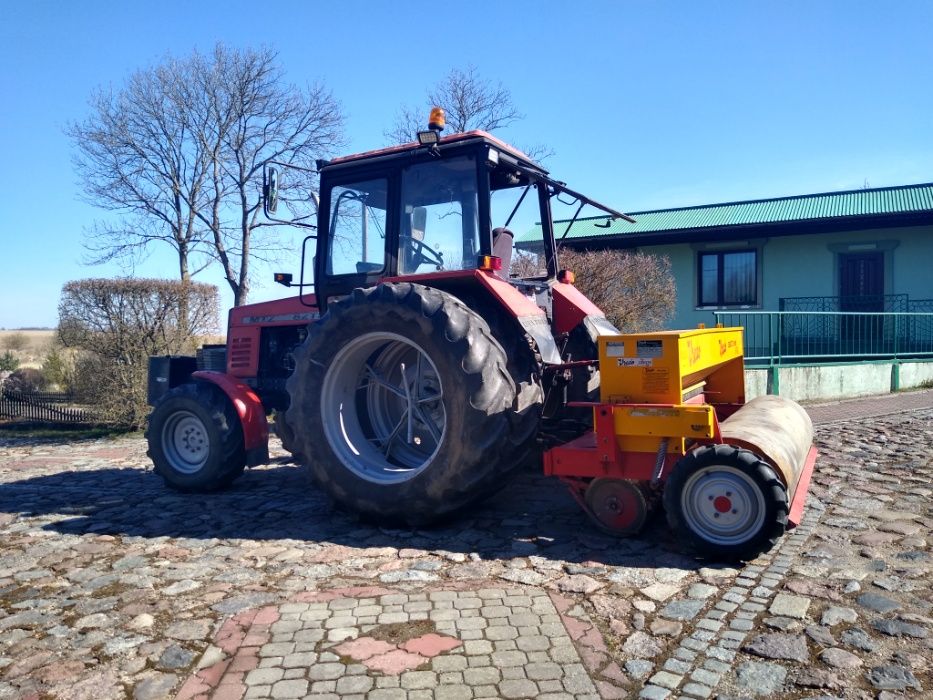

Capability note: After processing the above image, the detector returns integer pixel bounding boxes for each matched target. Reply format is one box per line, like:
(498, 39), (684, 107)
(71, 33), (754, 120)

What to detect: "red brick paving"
(805, 387), (933, 424)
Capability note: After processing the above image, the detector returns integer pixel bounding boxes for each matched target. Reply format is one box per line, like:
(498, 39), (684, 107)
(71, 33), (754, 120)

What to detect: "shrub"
(42, 345), (76, 391)
(0, 351), (19, 373)
(558, 249), (676, 332)
(1, 332), (28, 352)
(58, 278), (219, 427)
(4, 367), (49, 393)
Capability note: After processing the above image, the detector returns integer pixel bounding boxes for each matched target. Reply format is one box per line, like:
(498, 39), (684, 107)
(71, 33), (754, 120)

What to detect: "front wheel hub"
(161, 410), (209, 474)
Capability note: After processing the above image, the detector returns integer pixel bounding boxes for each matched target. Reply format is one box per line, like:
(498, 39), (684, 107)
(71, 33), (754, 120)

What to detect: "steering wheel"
(400, 235), (445, 270)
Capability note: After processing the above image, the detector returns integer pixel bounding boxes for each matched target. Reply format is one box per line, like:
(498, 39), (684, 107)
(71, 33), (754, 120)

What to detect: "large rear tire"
(663, 444), (788, 561)
(285, 283), (517, 525)
(146, 382), (246, 492)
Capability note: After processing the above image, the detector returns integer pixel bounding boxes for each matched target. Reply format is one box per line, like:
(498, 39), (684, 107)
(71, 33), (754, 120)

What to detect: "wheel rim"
(161, 410), (209, 474)
(585, 479), (648, 535)
(680, 465), (766, 546)
(320, 332), (446, 484)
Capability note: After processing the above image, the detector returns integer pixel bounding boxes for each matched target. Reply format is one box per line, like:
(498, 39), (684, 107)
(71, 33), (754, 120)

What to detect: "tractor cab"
(266, 110), (631, 323)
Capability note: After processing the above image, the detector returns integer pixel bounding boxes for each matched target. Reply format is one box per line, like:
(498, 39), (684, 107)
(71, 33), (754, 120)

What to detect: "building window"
(698, 250), (757, 306)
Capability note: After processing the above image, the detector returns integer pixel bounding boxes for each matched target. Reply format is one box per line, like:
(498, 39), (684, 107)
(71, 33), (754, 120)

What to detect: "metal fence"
(713, 311), (933, 365)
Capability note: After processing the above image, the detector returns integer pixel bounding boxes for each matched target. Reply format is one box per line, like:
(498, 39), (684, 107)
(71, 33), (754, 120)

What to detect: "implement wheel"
(146, 382), (246, 492)
(584, 478), (650, 535)
(664, 444), (788, 561)
(285, 283), (516, 525)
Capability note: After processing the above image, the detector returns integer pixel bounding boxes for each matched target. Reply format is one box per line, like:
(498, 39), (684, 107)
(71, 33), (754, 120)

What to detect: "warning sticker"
(617, 357), (653, 367)
(643, 367), (670, 393)
(605, 341), (625, 357)
(636, 340), (663, 358)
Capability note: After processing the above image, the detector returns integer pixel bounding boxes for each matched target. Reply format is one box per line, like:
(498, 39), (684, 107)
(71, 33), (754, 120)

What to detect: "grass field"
(0, 329), (56, 368)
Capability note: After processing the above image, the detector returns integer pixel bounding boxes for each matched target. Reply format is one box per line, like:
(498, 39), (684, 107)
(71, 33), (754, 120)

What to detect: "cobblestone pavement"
(0, 395), (930, 699)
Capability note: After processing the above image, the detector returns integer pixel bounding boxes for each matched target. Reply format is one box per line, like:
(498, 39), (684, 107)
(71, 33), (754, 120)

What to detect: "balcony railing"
(712, 310), (933, 366)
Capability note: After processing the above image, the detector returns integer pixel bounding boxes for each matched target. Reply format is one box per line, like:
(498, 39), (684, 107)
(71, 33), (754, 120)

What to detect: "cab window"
(398, 156), (479, 274)
(327, 178), (388, 276)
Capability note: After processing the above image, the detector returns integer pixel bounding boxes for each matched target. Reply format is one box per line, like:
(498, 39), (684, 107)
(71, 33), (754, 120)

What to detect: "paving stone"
(743, 633), (809, 662)
(681, 682), (713, 698)
(866, 665), (922, 691)
(246, 667), (286, 686)
(659, 599), (704, 621)
(839, 627), (877, 652)
(870, 618), (929, 638)
(769, 593), (810, 619)
(642, 583), (681, 601)
(819, 647), (862, 669)
(856, 592), (901, 613)
(625, 658), (654, 679)
(649, 670), (682, 690)
(623, 630), (664, 658)
(133, 673), (177, 700)
(638, 684), (671, 700)
(270, 679), (308, 698)
(156, 644), (195, 670)
(499, 679), (539, 698)
(735, 660), (787, 696)
(820, 606), (857, 626)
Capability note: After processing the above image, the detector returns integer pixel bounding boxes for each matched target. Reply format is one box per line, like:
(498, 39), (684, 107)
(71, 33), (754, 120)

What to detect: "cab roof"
(321, 130), (545, 173)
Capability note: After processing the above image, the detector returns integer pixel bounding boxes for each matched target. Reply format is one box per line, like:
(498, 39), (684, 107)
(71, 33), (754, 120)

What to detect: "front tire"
(146, 382), (246, 492)
(663, 444), (788, 561)
(285, 283), (517, 525)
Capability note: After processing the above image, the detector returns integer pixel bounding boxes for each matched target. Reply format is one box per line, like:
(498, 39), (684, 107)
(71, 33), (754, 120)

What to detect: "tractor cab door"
(397, 154), (484, 276)
(315, 173), (393, 306)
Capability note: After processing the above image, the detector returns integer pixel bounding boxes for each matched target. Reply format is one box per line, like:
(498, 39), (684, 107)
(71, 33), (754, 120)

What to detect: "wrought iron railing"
(713, 311), (933, 365)
(779, 294), (909, 312)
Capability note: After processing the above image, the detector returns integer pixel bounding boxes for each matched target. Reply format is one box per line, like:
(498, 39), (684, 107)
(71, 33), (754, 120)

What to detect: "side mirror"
(263, 167), (280, 216)
(411, 206), (427, 241)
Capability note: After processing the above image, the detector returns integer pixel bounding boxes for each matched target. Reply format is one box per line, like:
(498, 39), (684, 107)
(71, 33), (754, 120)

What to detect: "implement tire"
(146, 382), (246, 492)
(664, 444), (788, 561)
(285, 282), (516, 525)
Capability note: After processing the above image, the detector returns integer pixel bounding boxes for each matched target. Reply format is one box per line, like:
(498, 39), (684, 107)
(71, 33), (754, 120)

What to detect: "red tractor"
(147, 110), (815, 560)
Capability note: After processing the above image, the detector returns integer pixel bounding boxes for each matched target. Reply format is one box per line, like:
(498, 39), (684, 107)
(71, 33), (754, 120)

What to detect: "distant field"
(0, 329), (56, 367)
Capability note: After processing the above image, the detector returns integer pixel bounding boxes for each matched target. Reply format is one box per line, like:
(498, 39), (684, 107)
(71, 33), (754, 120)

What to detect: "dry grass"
(0, 330), (56, 368)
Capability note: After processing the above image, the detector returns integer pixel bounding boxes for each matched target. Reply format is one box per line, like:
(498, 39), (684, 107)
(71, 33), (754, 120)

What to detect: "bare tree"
(386, 65), (549, 160)
(68, 45), (344, 307)
(68, 59), (211, 282)
(190, 45), (344, 305)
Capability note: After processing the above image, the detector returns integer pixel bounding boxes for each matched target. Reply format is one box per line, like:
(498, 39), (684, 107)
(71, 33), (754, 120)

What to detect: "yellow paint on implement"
(598, 327), (745, 405)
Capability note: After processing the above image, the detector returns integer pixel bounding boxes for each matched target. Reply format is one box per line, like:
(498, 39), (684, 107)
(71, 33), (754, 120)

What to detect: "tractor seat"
(492, 227), (513, 280)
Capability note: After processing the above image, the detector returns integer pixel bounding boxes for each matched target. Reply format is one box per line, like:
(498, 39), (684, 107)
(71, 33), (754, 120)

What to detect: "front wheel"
(663, 444), (788, 561)
(146, 382), (246, 492)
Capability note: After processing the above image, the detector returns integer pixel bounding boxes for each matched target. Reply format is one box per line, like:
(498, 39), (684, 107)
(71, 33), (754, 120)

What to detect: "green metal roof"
(520, 182), (933, 243)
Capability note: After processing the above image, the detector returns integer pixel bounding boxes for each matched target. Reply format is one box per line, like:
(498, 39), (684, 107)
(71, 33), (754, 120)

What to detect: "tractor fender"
(192, 370), (269, 465)
(475, 272), (561, 364)
(551, 281), (618, 337)
(386, 270), (563, 364)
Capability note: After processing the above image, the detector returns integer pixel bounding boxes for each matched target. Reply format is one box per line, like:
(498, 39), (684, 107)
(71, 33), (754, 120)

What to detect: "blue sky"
(1, 0), (931, 328)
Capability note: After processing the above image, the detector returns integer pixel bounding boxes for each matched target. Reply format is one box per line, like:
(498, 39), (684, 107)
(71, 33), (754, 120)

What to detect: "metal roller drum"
(720, 395), (814, 496)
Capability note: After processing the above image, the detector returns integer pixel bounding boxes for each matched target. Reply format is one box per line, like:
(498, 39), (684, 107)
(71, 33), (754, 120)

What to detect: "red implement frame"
(787, 446), (818, 528)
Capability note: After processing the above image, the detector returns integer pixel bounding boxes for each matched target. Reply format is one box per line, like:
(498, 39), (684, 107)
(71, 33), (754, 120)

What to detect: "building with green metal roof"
(520, 182), (933, 330)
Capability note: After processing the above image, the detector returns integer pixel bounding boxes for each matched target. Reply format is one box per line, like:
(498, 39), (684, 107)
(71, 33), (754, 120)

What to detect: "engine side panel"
(226, 296), (320, 378)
